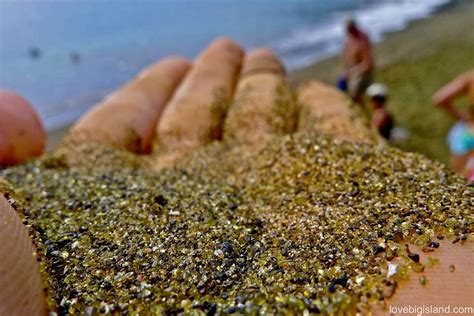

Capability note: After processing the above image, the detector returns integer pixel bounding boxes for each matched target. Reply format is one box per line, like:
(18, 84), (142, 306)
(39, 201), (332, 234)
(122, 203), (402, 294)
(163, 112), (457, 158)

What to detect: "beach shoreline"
(47, 1), (474, 162)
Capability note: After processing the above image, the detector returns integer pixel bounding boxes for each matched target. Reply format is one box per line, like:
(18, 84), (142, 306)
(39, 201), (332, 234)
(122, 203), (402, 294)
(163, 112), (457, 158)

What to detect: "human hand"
(0, 37), (472, 315)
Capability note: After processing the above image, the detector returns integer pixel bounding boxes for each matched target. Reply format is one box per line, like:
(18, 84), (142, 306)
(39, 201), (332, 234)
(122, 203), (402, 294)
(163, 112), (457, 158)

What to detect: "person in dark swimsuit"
(366, 83), (393, 139)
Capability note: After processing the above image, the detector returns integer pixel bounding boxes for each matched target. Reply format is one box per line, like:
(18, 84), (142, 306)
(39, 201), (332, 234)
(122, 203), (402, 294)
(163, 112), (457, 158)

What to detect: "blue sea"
(0, 0), (451, 130)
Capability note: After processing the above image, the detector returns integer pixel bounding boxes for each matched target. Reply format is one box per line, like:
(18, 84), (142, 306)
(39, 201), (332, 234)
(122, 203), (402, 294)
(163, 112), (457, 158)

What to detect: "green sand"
(291, 0), (474, 164)
(18, 3), (473, 313)
(2, 132), (472, 314)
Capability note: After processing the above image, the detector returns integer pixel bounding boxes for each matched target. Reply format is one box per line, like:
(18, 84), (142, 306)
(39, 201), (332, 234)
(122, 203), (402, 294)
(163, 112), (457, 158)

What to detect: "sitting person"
(366, 83), (393, 139)
(432, 69), (474, 177)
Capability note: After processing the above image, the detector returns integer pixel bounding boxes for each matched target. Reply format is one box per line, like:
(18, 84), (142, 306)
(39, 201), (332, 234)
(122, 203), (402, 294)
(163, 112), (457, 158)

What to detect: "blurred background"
(1, 0), (473, 165)
(0, 0), (452, 130)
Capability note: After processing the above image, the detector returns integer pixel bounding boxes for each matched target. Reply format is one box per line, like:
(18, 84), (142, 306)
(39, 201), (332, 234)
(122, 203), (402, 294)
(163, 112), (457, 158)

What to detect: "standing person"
(432, 69), (474, 178)
(366, 83), (393, 139)
(341, 18), (374, 104)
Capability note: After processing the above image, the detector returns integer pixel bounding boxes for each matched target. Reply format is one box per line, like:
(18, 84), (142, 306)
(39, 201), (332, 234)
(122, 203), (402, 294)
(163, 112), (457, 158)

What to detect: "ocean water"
(0, 0), (451, 130)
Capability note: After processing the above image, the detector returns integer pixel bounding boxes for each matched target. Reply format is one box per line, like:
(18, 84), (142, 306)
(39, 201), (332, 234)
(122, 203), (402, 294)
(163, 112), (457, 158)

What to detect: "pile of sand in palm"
(2, 129), (472, 314)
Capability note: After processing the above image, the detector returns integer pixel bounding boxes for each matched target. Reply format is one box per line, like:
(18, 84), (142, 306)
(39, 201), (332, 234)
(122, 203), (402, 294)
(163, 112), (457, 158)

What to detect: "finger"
(297, 81), (379, 144)
(67, 57), (191, 154)
(0, 90), (46, 166)
(223, 48), (297, 145)
(0, 193), (46, 315)
(155, 37), (244, 168)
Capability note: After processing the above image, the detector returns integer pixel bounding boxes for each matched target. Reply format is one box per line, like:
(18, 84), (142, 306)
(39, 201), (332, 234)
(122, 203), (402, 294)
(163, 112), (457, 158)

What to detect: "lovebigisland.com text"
(389, 305), (474, 315)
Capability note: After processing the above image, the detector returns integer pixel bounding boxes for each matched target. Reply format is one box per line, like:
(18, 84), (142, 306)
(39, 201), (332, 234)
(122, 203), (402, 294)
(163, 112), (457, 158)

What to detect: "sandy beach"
(47, 1), (474, 164)
(292, 0), (474, 164)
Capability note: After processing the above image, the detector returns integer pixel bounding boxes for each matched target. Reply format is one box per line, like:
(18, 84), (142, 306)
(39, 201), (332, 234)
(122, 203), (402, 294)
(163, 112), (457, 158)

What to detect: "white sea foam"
(273, 0), (452, 70)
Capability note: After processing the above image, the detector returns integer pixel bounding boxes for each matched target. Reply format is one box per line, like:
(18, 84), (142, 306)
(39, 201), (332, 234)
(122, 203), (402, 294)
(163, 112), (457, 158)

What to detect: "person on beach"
(432, 69), (474, 177)
(366, 83), (393, 139)
(341, 17), (374, 104)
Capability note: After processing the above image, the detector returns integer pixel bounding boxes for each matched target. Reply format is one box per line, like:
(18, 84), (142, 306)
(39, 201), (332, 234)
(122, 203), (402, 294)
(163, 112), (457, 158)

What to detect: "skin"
(342, 22), (374, 103)
(0, 41), (472, 314)
(69, 57), (191, 154)
(0, 193), (46, 315)
(369, 98), (392, 135)
(372, 239), (473, 315)
(432, 69), (474, 174)
(297, 80), (378, 144)
(223, 48), (297, 145)
(155, 37), (244, 168)
(0, 90), (46, 166)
